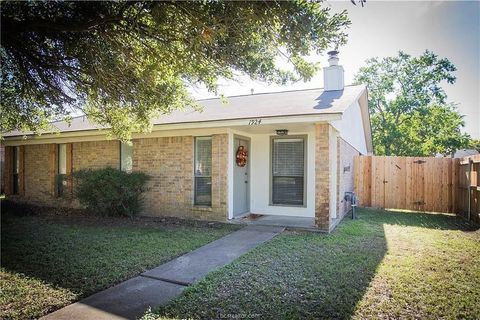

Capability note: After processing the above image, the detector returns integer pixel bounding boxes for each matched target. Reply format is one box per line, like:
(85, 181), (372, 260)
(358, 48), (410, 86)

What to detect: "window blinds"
(272, 138), (305, 206)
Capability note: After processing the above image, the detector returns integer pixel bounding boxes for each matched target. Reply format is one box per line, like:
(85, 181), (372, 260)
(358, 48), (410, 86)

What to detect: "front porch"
(226, 121), (338, 232)
(230, 213), (317, 230)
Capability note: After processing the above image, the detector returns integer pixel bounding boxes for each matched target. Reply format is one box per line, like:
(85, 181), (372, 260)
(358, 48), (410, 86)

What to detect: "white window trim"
(194, 136), (212, 206)
(269, 135), (308, 207)
(120, 142), (133, 172)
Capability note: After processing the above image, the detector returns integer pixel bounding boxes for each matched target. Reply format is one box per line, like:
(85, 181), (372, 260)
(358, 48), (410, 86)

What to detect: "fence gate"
(456, 156), (480, 224)
(354, 156), (457, 214)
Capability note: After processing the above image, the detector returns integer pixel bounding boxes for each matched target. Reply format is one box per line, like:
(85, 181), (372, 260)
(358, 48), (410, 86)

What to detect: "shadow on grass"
(151, 208), (479, 320)
(153, 212), (385, 319)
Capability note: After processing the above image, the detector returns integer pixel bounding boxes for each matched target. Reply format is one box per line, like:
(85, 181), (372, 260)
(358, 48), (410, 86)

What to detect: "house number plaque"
(248, 119), (262, 125)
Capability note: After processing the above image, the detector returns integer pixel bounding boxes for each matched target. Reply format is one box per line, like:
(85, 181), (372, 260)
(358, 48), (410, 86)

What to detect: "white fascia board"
(358, 90), (374, 154)
(2, 113), (342, 146)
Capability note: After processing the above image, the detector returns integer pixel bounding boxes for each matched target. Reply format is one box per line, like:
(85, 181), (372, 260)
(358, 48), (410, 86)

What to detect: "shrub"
(73, 167), (150, 217)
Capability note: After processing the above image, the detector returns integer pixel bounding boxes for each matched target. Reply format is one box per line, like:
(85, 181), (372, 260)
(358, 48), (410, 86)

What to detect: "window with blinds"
(271, 137), (306, 206)
(194, 137), (212, 206)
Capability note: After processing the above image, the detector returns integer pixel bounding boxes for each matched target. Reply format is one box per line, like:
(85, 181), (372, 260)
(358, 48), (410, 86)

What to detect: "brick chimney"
(324, 50), (344, 91)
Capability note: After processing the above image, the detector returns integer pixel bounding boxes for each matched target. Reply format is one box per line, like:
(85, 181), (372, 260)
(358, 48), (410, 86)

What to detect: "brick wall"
(73, 141), (120, 170)
(336, 138), (360, 220)
(23, 144), (52, 204)
(211, 134), (229, 218)
(132, 134), (228, 221)
(133, 136), (194, 218)
(5, 140), (120, 209)
(3, 136), (229, 221)
(315, 123), (331, 230)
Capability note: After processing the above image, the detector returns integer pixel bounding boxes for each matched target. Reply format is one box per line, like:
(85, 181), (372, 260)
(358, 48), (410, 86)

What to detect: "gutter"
(2, 113), (343, 146)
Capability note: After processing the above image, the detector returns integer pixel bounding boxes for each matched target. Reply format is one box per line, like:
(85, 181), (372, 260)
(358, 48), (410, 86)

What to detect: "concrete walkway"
(42, 225), (284, 320)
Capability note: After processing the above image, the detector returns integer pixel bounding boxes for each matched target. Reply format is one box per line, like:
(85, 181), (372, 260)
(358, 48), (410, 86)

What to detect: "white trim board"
(3, 114), (342, 145)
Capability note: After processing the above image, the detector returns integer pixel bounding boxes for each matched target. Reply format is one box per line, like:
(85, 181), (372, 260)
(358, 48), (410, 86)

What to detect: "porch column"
(211, 134), (229, 220)
(315, 123), (337, 230)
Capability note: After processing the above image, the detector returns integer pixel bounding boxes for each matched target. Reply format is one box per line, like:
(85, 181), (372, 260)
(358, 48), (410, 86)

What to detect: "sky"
(189, 1), (480, 139)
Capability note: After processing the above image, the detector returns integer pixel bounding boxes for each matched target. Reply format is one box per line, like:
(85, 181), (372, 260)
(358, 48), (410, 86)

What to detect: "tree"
(354, 51), (471, 156)
(1, 1), (350, 140)
(469, 139), (480, 153)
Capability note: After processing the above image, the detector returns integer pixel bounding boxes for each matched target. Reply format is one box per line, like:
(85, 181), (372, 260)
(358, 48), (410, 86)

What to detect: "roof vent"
(324, 51), (344, 91)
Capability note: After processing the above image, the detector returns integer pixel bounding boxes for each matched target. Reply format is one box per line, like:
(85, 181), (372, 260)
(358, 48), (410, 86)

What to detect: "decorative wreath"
(236, 145), (248, 167)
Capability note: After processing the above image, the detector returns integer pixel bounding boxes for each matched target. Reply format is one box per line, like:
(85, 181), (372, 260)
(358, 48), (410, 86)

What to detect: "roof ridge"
(195, 83), (363, 102)
(53, 84), (364, 122)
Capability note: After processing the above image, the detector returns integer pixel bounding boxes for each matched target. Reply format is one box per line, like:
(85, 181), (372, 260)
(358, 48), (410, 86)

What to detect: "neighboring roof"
(4, 84), (366, 137)
(454, 149), (479, 158)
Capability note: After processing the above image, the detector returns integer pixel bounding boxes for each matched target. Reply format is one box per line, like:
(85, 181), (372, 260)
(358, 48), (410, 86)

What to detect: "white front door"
(233, 138), (249, 216)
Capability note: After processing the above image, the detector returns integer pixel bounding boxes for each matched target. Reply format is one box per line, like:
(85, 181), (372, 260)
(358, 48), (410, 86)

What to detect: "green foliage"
(469, 139), (480, 152)
(1, 1), (350, 140)
(73, 167), (150, 217)
(354, 50), (471, 156)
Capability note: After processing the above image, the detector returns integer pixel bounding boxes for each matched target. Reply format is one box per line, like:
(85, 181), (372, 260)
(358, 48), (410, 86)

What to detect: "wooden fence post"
(467, 159), (472, 221)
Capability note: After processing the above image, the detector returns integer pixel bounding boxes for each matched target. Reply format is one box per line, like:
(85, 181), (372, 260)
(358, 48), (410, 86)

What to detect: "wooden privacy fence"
(354, 155), (480, 224)
(456, 155), (480, 223)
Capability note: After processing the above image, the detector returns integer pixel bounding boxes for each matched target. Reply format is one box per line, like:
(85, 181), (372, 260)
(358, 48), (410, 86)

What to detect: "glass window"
(271, 137), (305, 206)
(12, 146), (19, 194)
(58, 144), (67, 175)
(194, 137), (212, 206)
(57, 144), (67, 196)
(120, 142), (133, 172)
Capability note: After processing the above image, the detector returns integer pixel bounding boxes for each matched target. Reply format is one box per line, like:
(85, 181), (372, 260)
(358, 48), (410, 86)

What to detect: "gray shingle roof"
(4, 84), (366, 137)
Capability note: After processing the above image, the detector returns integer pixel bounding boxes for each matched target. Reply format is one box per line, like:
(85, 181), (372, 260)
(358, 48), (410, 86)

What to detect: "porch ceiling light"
(276, 129), (288, 136)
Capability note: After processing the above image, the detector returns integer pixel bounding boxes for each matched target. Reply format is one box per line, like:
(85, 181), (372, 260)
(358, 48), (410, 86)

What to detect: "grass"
(146, 208), (480, 320)
(0, 210), (239, 320)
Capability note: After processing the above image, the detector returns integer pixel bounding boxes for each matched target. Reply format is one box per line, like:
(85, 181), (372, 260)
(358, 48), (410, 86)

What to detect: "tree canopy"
(469, 139), (480, 153)
(1, 1), (350, 140)
(354, 51), (471, 156)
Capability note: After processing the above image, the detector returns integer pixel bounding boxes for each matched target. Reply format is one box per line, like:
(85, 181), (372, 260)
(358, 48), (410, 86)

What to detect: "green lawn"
(0, 209), (238, 320)
(146, 208), (480, 320)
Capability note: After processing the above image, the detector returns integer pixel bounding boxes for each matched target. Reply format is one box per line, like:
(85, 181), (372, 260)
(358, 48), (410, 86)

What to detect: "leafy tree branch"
(1, 1), (350, 140)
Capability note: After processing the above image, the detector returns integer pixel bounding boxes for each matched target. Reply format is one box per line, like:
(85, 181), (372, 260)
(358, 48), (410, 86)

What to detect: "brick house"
(1, 53), (372, 232)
